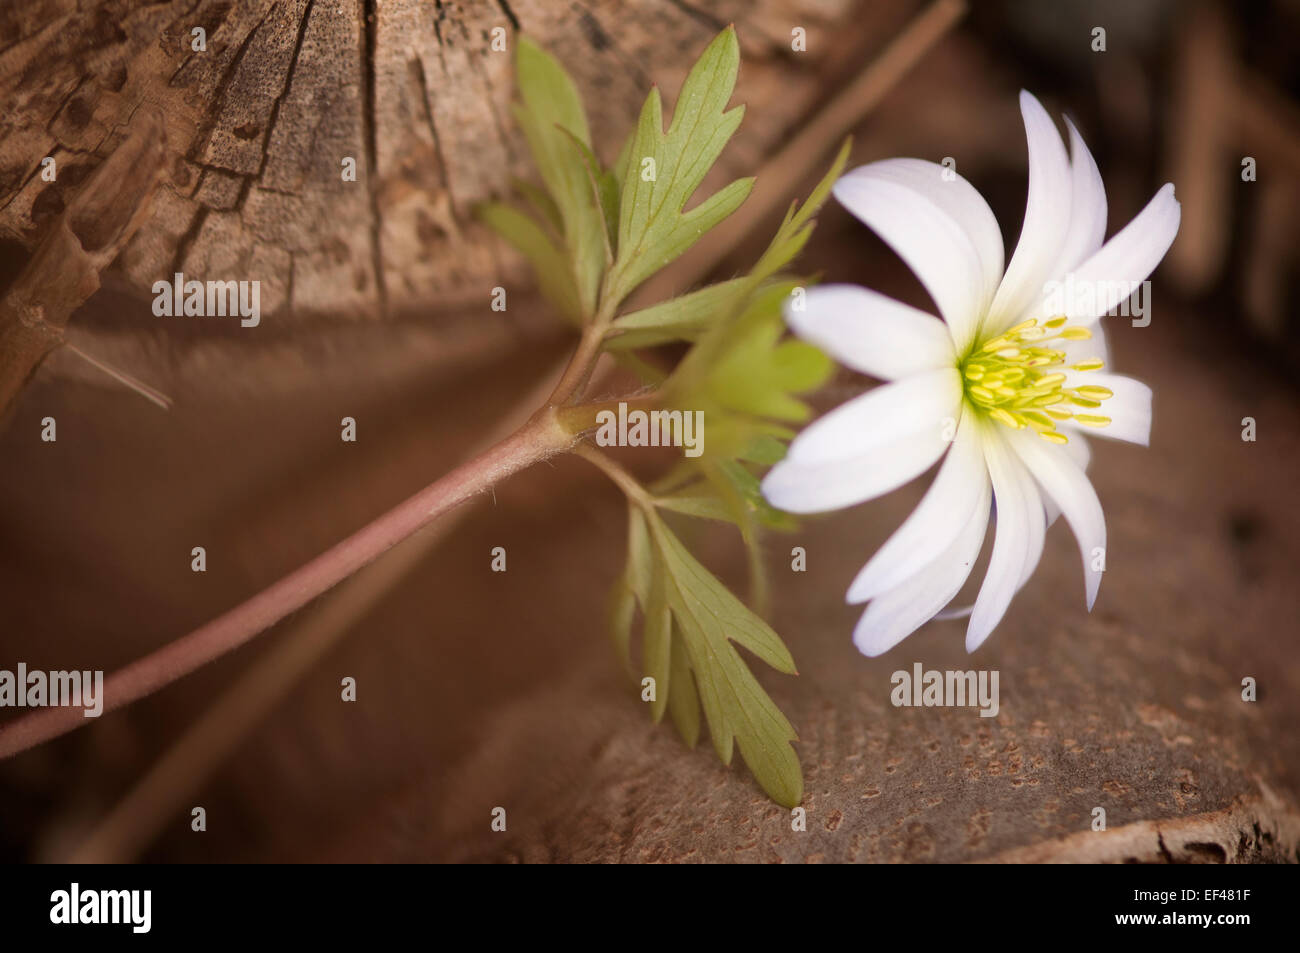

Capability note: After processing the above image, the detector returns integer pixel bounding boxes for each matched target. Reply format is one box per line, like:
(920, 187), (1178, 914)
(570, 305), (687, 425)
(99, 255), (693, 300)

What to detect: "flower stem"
(0, 407), (576, 760)
(547, 307), (616, 405)
(555, 393), (660, 434)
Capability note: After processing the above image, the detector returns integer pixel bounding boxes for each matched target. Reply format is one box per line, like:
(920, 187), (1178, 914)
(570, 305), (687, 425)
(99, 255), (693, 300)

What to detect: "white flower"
(761, 91), (1180, 657)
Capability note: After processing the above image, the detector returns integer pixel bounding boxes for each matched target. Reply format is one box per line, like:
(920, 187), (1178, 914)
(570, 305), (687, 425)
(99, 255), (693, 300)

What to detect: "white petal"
(852, 477), (992, 657)
(783, 285), (954, 381)
(934, 604), (974, 621)
(784, 368), (960, 466)
(762, 426), (953, 514)
(847, 407), (985, 603)
(1009, 429), (1107, 609)
(986, 91), (1073, 333)
(832, 169), (988, 353)
(1049, 117), (1108, 279)
(1060, 430), (1091, 472)
(931, 427), (1047, 620)
(1015, 453), (1048, 589)
(837, 159), (1004, 312)
(1063, 372), (1152, 445)
(1061, 184), (1181, 324)
(967, 422), (1036, 651)
(1040, 432), (1086, 528)
(1060, 318), (1109, 368)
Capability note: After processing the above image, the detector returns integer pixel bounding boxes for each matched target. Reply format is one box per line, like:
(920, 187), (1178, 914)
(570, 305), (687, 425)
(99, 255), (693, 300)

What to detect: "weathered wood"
(1, 0), (853, 330)
(0, 110), (165, 413)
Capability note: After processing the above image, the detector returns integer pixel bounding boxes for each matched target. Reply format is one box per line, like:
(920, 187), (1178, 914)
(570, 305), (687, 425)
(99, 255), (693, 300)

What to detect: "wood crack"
(412, 57), (454, 202)
(251, 0), (316, 182)
(168, 204), (210, 275)
(495, 0), (521, 32)
(432, 0), (446, 48)
(661, 0), (726, 32)
(188, 1), (281, 165)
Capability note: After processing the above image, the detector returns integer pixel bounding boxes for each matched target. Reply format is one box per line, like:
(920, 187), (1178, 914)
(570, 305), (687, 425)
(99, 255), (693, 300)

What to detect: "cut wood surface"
(1, 0), (853, 326)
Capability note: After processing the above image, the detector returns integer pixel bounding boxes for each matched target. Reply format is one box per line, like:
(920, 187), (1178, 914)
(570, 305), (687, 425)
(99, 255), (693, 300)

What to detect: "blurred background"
(1, 0), (1297, 862)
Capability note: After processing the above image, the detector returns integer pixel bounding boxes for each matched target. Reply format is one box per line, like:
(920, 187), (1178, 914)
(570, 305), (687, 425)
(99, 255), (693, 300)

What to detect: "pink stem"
(0, 409), (575, 760)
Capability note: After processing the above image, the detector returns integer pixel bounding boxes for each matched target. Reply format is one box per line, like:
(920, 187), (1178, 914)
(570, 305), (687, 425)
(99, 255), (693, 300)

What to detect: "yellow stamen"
(988, 407), (1023, 429)
(1074, 385), (1113, 400)
(960, 317), (1114, 441)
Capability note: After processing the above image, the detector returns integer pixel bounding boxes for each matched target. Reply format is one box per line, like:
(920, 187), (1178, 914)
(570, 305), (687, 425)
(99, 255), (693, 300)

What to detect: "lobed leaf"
(476, 202), (582, 324)
(666, 627), (701, 748)
(646, 512), (802, 806)
(512, 36), (609, 318)
(606, 27), (753, 307)
(611, 277), (749, 333)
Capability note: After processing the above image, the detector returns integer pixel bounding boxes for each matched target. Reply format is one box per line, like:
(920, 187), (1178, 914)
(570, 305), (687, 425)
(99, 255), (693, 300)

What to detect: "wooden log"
(0, 110), (165, 413)
(1, 0), (855, 330)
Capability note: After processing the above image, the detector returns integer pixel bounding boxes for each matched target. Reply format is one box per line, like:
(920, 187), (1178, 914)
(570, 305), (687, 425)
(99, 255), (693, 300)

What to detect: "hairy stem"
(0, 407), (577, 760)
(547, 307), (615, 405)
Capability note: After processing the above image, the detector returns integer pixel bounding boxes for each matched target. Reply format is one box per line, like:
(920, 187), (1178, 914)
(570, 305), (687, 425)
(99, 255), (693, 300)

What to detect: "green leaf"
(700, 459), (769, 613)
(558, 128), (620, 263)
(611, 128), (634, 195)
(606, 497), (802, 805)
(738, 433), (789, 466)
(609, 348), (670, 386)
(611, 277), (749, 333)
(511, 177), (562, 233)
(613, 138), (850, 395)
(646, 511), (802, 807)
(655, 493), (737, 524)
(699, 281), (833, 421)
(667, 626), (701, 748)
(752, 136), (852, 281)
(476, 201), (582, 324)
(710, 458), (795, 533)
(643, 554), (672, 724)
(516, 35), (591, 148)
(626, 504), (653, 604)
(612, 506), (655, 676)
(608, 580), (637, 677)
(603, 327), (706, 351)
(513, 36), (608, 318)
(605, 27), (753, 307)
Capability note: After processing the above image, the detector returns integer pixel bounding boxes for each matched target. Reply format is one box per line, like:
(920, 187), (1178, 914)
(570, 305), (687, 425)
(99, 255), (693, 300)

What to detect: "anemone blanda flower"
(761, 91), (1180, 657)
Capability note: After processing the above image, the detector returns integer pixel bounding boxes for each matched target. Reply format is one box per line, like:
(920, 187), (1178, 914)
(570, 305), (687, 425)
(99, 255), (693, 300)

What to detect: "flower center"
(959, 317), (1111, 444)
